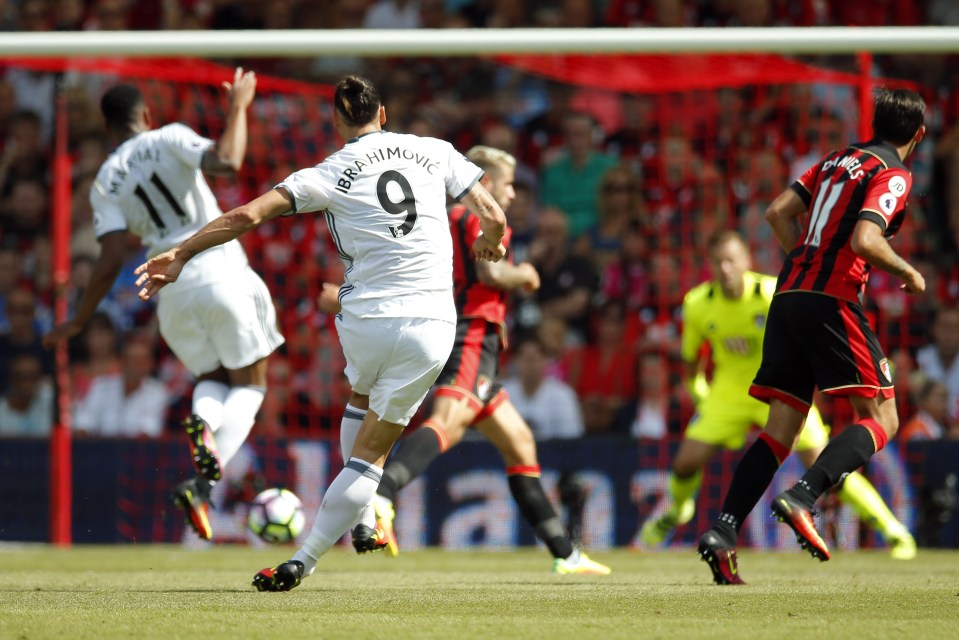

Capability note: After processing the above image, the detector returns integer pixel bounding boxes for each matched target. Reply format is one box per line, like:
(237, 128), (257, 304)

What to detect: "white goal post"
(0, 27), (958, 58)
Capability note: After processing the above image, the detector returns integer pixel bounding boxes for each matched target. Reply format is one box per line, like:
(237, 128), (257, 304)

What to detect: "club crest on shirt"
(879, 358), (892, 383)
(477, 375), (492, 401)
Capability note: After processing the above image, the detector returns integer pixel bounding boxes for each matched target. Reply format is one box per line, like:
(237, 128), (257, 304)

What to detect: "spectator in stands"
(916, 306), (959, 422)
(70, 311), (122, 402)
(540, 110), (618, 239)
(3, 176), (50, 252)
(527, 206), (598, 343)
(564, 300), (637, 434)
(519, 80), (575, 169)
(502, 337), (584, 440)
(0, 110), (47, 196)
(0, 286), (54, 392)
(574, 164), (643, 270)
(74, 334), (169, 437)
(535, 315), (572, 380)
(364, 0), (420, 29)
(0, 352), (53, 437)
(901, 378), (952, 442)
(0, 243), (19, 332)
(605, 93), (659, 172)
(599, 220), (651, 314)
(629, 350), (672, 440)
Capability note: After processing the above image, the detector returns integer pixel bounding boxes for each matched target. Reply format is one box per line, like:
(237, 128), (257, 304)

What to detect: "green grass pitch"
(1, 545), (956, 639)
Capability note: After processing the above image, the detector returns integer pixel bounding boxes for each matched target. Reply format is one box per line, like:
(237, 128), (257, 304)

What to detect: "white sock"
(214, 385), (265, 468)
(293, 457), (383, 576)
(340, 405), (375, 529)
(192, 380), (229, 431)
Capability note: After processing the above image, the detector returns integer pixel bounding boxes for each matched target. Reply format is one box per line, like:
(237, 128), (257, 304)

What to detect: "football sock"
(377, 421), (445, 503)
(339, 404), (367, 461)
(338, 404), (374, 529)
(837, 471), (905, 538)
(667, 469), (702, 518)
(507, 467), (573, 560)
(715, 434), (785, 539)
(293, 457), (383, 576)
(789, 422), (884, 508)
(192, 380), (229, 431)
(214, 385), (265, 468)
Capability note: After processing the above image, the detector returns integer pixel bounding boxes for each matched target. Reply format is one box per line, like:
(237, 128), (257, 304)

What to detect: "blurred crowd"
(1, 0), (959, 446)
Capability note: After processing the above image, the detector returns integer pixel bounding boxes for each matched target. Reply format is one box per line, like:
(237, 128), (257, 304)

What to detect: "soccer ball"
(247, 488), (306, 544)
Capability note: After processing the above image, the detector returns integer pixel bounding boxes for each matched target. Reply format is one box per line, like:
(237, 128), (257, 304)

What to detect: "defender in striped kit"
(698, 88), (927, 585)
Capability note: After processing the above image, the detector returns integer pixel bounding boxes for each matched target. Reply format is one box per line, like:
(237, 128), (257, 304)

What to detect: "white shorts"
(156, 267), (285, 376)
(336, 312), (455, 426)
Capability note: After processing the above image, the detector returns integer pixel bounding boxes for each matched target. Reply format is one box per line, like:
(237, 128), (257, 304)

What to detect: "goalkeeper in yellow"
(639, 230), (916, 559)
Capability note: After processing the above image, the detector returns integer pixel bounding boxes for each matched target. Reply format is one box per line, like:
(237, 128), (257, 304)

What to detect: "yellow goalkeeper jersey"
(681, 271), (776, 404)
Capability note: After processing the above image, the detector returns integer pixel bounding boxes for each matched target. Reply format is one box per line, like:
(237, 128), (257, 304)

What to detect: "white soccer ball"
(247, 488), (306, 544)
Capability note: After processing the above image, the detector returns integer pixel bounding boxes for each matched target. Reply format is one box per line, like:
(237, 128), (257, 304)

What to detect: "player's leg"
(474, 396), (610, 575)
(773, 297), (899, 560)
(254, 315), (454, 591)
(372, 319), (496, 554)
(376, 393), (479, 504)
(794, 408), (916, 559)
(639, 436), (716, 546)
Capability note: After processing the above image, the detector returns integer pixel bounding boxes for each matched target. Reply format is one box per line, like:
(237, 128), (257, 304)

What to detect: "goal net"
(0, 43), (939, 549)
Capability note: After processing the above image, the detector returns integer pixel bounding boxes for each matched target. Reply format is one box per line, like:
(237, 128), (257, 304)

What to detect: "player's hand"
(223, 66), (256, 109)
(517, 262), (540, 292)
(43, 319), (83, 349)
(317, 282), (342, 314)
(899, 267), (926, 294)
(472, 234), (506, 263)
(134, 250), (185, 300)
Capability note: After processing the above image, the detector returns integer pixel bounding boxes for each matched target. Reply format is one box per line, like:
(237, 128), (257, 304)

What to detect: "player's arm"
(317, 282), (342, 314)
(476, 260), (540, 292)
(200, 67), (256, 175)
(43, 231), (127, 348)
(850, 220), (924, 293)
(135, 188), (291, 300)
(853, 170), (925, 294)
(765, 188), (807, 253)
(680, 293), (709, 405)
(460, 181), (507, 262)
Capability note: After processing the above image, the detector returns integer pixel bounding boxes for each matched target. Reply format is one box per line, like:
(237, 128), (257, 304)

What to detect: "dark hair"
(872, 88), (925, 146)
(100, 84), (144, 128)
(333, 75), (381, 127)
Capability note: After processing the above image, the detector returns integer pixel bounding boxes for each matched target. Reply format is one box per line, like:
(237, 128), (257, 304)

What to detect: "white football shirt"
(279, 130), (483, 322)
(91, 123), (249, 292)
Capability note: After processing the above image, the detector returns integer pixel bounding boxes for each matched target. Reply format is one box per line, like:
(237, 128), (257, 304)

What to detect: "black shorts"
(434, 317), (504, 413)
(750, 291), (894, 412)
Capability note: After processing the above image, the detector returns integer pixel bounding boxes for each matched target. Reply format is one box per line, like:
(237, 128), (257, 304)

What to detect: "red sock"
(758, 431), (791, 465)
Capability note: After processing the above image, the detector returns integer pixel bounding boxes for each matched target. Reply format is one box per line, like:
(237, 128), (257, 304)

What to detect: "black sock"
(789, 424), (877, 508)
(377, 426), (444, 503)
(508, 474), (573, 559)
(715, 438), (781, 541)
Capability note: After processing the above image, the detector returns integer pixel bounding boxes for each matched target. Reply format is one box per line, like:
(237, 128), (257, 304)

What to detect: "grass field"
(1, 545), (957, 640)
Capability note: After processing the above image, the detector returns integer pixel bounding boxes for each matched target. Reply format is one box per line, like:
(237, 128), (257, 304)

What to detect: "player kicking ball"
(696, 88), (927, 585)
(136, 75), (508, 592)
(638, 231), (915, 582)
(335, 146), (609, 575)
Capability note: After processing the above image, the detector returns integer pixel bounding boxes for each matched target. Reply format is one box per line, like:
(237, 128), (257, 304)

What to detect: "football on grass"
(247, 488), (306, 543)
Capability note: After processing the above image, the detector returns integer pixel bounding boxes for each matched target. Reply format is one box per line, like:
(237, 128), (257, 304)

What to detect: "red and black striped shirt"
(779, 139), (912, 304)
(449, 204), (513, 326)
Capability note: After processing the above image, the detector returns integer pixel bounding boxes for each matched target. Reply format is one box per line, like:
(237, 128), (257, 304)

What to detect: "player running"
(697, 88), (927, 584)
(638, 230), (915, 567)
(44, 70), (283, 541)
(342, 145), (609, 575)
(135, 75), (508, 592)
